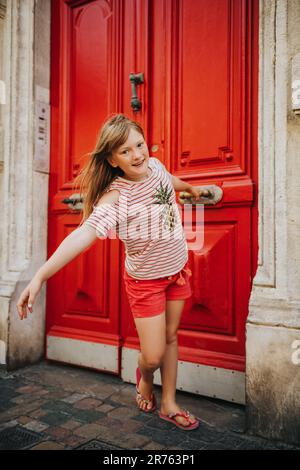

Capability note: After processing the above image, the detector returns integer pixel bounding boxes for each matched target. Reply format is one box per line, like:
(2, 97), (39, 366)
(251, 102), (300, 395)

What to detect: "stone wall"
(246, 0), (300, 446)
(0, 0), (51, 369)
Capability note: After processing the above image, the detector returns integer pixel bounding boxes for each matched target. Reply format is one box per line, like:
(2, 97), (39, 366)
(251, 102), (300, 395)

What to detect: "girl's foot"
(136, 372), (155, 411)
(160, 402), (198, 427)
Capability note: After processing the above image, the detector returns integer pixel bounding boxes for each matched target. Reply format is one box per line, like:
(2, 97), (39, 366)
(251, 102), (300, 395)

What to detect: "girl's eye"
(122, 143), (143, 154)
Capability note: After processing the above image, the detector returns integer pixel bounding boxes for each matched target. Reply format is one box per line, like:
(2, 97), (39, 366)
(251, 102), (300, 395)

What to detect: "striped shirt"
(82, 157), (188, 279)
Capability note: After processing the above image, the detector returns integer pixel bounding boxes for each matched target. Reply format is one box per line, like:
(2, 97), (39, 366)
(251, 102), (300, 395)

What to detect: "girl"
(17, 113), (207, 431)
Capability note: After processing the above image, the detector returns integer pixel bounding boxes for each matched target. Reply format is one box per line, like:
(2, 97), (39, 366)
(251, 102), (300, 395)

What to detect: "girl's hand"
(17, 276), (44, 320)
(183, 185), (211, 201)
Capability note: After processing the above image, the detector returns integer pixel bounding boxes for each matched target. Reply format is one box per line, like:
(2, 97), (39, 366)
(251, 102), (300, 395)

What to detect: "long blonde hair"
(73, 113), (145, 225)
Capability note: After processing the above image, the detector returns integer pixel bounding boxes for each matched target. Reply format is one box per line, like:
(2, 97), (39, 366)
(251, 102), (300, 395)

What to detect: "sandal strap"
(168, 412), (189, 419)
(168, 408), (190, 417)
(136, 387), (153, 404)
(168, 409), (194, 424)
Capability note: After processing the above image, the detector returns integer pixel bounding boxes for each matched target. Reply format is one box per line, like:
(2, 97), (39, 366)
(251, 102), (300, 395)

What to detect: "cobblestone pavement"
(0, 361), (298, 451)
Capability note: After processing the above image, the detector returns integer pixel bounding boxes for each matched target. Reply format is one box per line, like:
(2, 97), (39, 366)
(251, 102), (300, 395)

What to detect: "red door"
(47, 0), (258, 405)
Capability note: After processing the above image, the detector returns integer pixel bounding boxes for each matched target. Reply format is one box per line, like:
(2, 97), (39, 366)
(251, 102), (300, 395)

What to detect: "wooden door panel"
(181, 206), (251, 366)
(189, 222), (236, 332)
(179, 0), (242, 173)
(70, 0), (112, 172)
(172, 0), (246, 177)
(47, 0), (123, 357)
(51, 0), (115, 194)
(148, 0), (255, 373)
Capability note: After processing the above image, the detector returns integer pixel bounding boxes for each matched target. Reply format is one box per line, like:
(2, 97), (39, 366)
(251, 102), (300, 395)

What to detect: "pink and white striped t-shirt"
(82, 157), (189, 279)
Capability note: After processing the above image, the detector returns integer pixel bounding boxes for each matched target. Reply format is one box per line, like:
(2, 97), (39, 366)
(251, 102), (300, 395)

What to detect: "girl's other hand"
(17, 276), (44, 320)
(184, 186), (210, 201)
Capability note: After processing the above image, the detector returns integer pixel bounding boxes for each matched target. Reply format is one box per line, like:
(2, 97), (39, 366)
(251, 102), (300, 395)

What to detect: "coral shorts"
(123, 260), (193, 319)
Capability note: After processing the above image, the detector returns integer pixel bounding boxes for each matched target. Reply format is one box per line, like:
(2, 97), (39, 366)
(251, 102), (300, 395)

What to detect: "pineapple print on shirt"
(152, 181), (178, 231)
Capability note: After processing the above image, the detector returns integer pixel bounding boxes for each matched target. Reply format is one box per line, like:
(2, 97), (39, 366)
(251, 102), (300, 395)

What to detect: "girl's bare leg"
(134, 312), (166, 411)
(160, 299), (197, 426)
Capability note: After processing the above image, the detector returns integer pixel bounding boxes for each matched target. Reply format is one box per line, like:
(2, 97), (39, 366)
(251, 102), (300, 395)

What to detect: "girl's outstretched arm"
(16, 225), (97, 320)
(17, 189), (120, 320)
(35, 225), (97, 282)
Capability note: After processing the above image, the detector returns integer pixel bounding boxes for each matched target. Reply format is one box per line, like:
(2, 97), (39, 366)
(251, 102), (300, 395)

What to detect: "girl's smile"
(108, 128), (150, 181)
(132, 158), (145, 167)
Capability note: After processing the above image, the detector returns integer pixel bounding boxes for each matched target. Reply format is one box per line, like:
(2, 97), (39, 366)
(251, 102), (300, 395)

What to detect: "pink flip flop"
(159, 409), (200, 430)
(136, 366), (157, 413)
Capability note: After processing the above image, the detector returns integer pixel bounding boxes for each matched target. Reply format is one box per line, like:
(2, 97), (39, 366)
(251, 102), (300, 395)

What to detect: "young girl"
(17, 113), (206, 431)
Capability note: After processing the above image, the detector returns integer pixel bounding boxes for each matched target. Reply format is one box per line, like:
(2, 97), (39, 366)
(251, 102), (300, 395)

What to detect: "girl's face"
(108, 128), (150, 181)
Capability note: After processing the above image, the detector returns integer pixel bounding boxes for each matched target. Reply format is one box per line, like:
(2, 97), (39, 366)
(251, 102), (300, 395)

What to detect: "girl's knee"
(142, 352), (165, 370)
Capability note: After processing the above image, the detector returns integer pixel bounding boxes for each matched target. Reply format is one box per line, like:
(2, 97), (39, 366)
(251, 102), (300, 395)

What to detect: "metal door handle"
(61, 193), (83, 210)
(129, 73), (144, 112)
(178, 185), (223, 206)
